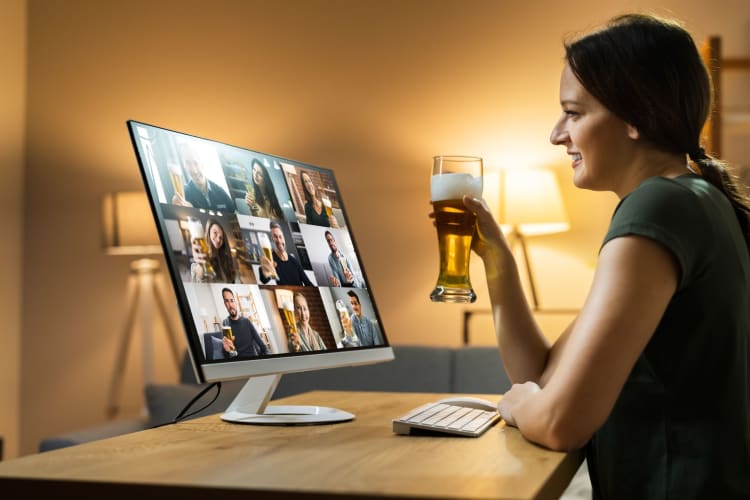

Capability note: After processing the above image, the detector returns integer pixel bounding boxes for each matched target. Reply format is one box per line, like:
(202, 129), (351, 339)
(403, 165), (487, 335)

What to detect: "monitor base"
(221, 405), (355, 425)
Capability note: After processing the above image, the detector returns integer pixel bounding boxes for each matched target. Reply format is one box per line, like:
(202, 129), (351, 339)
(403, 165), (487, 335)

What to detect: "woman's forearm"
(483, 246), (551, 383)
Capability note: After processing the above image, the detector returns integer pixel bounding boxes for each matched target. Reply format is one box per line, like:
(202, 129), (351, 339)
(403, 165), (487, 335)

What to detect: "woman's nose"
(549, 118), (568, 145)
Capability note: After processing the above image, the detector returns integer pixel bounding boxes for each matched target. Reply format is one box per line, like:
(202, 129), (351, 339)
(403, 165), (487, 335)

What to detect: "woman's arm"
(464, 196), (551, 383)
(502, 234), (679, 450)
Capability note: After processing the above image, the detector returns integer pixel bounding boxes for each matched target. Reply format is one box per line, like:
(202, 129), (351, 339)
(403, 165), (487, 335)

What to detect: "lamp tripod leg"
(516, 232), (540, 310)
(106, 277), (142, 419)
(509, 227), (540, 311)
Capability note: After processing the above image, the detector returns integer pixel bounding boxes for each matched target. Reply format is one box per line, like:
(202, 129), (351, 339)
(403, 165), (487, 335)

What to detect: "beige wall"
(0, 0), (26, 460)
(16, 0), (750, 455)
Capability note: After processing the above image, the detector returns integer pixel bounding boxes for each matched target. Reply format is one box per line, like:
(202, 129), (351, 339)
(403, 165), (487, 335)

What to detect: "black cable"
(151, 381), (222, 428)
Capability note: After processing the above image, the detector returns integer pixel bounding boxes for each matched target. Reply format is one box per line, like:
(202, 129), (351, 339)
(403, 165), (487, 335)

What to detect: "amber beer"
(222, 325), (238, 357)
(168, 163), (185, 199)
(321, 195), (333, 217)
(429, 156), (483, 303)
(221, 325), (234, 341)
(258, 232), (278, 279)
(187, 217), (215, 278)
(281, 298), (298, 335)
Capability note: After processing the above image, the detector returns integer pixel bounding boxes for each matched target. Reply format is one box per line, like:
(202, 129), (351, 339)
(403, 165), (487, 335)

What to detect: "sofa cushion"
(273, 345), (453, 398)
(452, 346), (511, 394)
(39, 418), (147, 452)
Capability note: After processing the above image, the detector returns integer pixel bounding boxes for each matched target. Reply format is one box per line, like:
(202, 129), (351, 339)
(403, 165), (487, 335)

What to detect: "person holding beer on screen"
(245, 159), (284, 220)
(191, 219), (237, 283)
(345, 290), (382, 347)
(290, 292), (326, 351)
(325, 230), (359, 287)
(301, 170), (339, 228)
(258, 222), (314, 286)
(448, 14), (750, 499)
(172, 141), (233, 212)
(220, 288), (269, 358)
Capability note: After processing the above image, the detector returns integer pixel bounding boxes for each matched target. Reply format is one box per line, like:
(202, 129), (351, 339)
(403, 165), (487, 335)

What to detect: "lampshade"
(498, 169), (570, 236)
(101, 191), (162, 255)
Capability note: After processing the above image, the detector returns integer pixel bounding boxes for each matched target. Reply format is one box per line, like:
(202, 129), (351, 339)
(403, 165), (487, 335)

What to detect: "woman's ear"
(626, 123), (640, 140)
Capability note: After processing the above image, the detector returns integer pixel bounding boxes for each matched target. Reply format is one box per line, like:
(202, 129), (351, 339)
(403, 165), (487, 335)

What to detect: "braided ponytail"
(692, 153), (750, 251)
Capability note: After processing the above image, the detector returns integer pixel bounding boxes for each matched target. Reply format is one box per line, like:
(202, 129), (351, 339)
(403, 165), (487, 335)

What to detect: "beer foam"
(431, 173), (483, 202)
(187, 218), (204, 237)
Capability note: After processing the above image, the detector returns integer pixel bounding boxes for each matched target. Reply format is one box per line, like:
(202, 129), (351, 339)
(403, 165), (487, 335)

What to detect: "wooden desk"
(0, 391), (583, 499)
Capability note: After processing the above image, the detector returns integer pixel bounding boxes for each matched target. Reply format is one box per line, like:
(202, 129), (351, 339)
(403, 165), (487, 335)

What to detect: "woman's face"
(294, 295), (310, 325)
(252, 164), (264, 187)
(302, 172), (316, 197)
(209, 223), (224, 249)
(550, 64), (635, 192)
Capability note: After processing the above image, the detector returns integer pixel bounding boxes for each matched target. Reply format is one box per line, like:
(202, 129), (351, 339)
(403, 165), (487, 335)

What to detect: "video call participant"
(258, 222), (314, 286)
(192, 219), (237, 283)
(301, 170), (339, 228)
(172, 141), (233, 211)
(288, 292), (326, 352)
(221, 288), (269, 358)
(245, 159), (284, 220)
(346, 290), (382, 347)
(325, 230), (359, 287)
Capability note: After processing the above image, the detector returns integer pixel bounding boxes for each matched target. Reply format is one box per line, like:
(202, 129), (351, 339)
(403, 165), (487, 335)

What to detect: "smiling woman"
(461, 13), (750, 500)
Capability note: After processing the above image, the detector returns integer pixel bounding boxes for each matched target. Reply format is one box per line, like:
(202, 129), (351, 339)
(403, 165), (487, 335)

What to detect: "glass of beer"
(222, 325), (238, 357)
(339, 255), (352, 285)
(279, 297), (301, 350)
(430, 156), (483, 303)
(321, 195), (333, 217)
(335, 299), (354, 335)
(168, 162), (185, 200)
(257, 232), (278, 280)
(187, 217), (215, 282)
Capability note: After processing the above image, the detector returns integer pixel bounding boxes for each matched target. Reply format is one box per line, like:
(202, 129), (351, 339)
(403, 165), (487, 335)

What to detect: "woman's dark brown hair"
(565, 13), (750, 249)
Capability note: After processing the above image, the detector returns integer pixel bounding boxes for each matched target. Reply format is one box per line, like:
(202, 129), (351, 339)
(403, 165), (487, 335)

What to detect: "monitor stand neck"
(220, 374), (354, 425)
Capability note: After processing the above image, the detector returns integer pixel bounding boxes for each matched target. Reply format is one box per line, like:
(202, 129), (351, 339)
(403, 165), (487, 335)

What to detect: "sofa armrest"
(38, 417), (148, 452)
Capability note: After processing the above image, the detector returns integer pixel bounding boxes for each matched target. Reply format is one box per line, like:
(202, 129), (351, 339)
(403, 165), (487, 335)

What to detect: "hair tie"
(688, 147), (706, 162)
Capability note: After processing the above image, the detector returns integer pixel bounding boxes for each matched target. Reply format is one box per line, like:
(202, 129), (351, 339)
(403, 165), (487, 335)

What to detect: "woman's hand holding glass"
(191, 239), (207, 265)
(461, 196), (512, 260)
(245, 186), (261, 216)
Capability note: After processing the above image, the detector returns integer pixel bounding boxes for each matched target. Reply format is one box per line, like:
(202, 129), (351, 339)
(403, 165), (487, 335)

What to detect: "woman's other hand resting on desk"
(497, 381), (540, 427)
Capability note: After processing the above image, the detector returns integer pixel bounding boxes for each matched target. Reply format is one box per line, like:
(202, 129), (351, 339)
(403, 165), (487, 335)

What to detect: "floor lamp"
(102, 192), (181, 418)
(497, 168), (570, 310)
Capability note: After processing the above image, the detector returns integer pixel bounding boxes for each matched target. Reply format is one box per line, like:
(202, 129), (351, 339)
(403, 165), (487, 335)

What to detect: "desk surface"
(0, 391), (582, 499)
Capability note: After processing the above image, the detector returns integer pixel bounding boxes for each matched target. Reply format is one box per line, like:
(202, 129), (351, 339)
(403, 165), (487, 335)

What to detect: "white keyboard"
(392, 401), (501, 437)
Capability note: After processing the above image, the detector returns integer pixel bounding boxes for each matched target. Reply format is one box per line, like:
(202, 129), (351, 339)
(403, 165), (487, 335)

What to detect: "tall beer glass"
(258, 232), (279, 280)
(280, 297), (301, 351)
(168, 162), (185, 199)
(187, 217), (216, 282)
(430, 156), (483, 303)
(321, 195), (333, 217)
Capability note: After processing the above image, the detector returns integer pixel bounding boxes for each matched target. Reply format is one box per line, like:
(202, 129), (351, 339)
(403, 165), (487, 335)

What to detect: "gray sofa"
(39, 345), (512, 452)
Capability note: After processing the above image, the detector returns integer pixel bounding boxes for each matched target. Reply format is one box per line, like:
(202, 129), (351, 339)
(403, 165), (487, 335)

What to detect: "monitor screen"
(127, 120), (394, 424)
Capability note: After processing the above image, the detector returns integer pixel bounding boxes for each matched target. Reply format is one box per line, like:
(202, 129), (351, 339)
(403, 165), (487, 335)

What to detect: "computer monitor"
(126, 120), (394, 424)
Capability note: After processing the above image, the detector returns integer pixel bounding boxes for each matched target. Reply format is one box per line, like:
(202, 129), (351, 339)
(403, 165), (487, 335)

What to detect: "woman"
(301, 170), (339, 228)
(193, 219), (237, 283)
(245, 159), (284, 220)
(462, 14), (749, 499)
(289, 292), (326, 352)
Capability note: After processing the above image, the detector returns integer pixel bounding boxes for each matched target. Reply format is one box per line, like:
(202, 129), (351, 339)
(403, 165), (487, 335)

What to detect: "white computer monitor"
(127, 120), (394, 424)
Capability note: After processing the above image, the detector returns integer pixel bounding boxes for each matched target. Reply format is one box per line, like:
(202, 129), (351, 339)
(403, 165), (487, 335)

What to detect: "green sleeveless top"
(588, 174), (750, 499)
